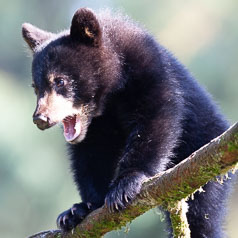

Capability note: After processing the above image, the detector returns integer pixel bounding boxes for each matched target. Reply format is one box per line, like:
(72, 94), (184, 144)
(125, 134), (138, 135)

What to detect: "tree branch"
(28, 122), (238, 238)
(168, 199), (190, 238)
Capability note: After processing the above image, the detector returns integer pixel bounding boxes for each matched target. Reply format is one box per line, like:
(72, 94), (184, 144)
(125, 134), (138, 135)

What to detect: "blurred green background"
(0, 0), (237, 237)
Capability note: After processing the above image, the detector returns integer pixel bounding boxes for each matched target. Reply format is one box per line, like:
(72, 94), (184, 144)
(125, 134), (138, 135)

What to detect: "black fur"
(23, 8), (232, 238)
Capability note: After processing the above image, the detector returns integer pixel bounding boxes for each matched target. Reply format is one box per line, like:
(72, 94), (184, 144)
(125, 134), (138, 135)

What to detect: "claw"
(71, 207), (76, 216)
(115, 203), (119, 210)
(63, 215), (68, 225)
(110, 202), (114, 213)
(124, 194), (129, 203)
(87, 202), (92, 209)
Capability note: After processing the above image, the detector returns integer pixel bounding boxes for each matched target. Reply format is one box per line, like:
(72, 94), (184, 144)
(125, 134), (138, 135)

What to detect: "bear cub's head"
(22, 8), (121, 144)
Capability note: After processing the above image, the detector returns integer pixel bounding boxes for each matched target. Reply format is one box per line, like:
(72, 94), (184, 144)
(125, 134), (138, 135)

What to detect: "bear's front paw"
(105, 171), (146, 212)
(56, 202), (90, 231)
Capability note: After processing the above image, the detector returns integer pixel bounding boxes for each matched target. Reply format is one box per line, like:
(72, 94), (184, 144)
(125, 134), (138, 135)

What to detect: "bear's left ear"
(22, 23), (53, 52)
(70, 8), (102, 47)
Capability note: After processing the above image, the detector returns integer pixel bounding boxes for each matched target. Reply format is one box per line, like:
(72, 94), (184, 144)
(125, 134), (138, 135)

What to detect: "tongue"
(63, 115), (81, 142)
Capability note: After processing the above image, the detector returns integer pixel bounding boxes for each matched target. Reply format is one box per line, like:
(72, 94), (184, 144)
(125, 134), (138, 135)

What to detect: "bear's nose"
(33, 114), (50, 130)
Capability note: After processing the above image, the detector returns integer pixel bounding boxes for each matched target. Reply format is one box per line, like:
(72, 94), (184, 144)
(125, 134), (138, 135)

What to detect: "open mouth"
(62, 114), (81, 143)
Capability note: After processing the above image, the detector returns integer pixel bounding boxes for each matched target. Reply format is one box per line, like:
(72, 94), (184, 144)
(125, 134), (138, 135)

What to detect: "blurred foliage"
(0, 0), (237, 238)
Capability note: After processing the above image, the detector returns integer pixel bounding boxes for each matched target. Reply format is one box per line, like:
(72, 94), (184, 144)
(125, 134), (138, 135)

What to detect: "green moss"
(168, 200), (190, 238)
(159, 162), (224, 210)
(79, 206), (149, 238)
(227, 134), (238, 152)
(198, 162), (222, 181)
(160, 182), (194, 209)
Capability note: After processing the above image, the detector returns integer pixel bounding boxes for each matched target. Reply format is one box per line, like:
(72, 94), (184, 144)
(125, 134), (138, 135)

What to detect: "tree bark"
(168, 199), (190, 238)
(28, 122), (238, 238)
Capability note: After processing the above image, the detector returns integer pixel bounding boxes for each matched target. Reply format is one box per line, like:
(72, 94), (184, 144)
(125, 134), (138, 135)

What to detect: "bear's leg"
(186, 180), (231, 238)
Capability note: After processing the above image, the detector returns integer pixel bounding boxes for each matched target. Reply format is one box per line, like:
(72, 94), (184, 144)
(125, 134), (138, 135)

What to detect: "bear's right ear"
(22, 23), (53, 52)
(70, 8), (102, 47)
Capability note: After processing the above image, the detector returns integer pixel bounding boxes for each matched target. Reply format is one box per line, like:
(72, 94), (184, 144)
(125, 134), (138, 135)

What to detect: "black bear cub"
(22, 8), (231, 237)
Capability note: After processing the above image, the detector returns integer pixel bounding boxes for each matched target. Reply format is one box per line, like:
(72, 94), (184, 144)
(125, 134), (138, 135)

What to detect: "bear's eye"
(54, 78), (65, 88)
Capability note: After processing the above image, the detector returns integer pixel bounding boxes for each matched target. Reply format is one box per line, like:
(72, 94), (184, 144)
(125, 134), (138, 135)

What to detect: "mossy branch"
(168, 199), (190, 238)
(28, 122), (238, 238)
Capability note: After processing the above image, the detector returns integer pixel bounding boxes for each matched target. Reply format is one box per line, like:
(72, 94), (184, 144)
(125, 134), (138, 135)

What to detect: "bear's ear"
(70, 8), (102, 47)
(22, 23), (53, 52)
